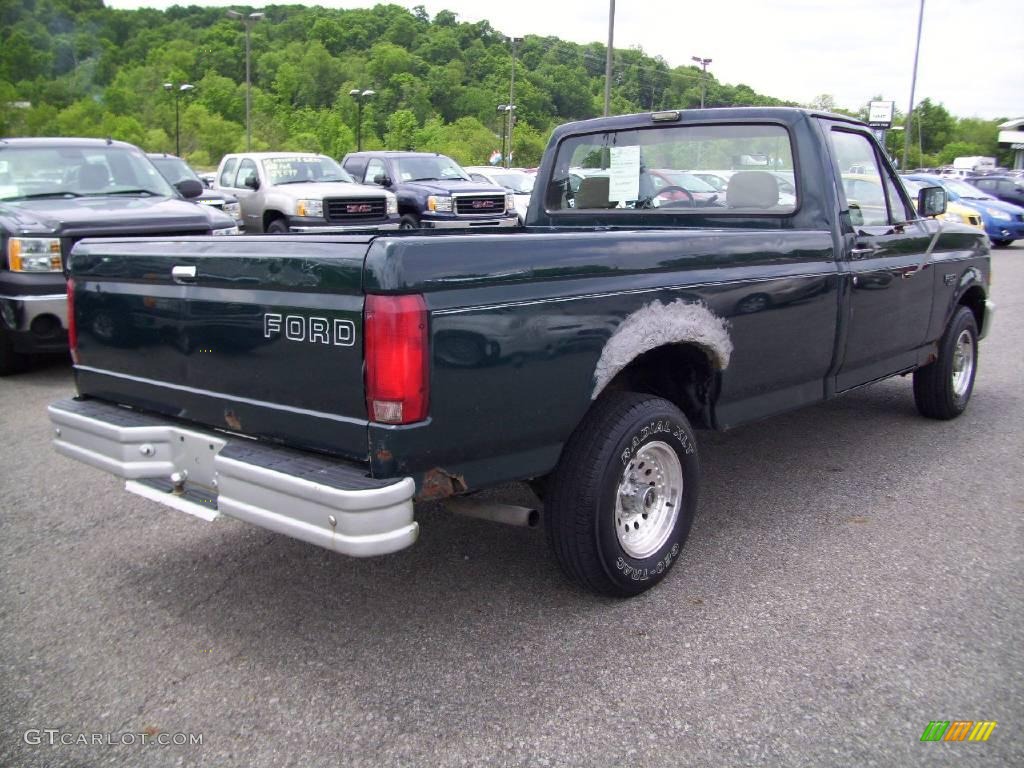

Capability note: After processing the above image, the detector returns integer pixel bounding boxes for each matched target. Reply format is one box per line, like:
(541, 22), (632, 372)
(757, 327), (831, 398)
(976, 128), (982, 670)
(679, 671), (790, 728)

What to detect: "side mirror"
(175, 179), (204, 199)
(372, 174), (391, 186)
(917, 186), (947, 218)
(243, 175), (260, 190)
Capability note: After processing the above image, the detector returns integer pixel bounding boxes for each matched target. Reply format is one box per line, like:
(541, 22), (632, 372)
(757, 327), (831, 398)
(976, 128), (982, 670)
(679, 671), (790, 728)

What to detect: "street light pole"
(604, 0), (615, 116)
(691, 56), (712, 109)
(497, 104), (510, 166)
(506, 36), (523, 169)
(349, 89), (375, 151)
(227, 9), (264, 152)
(163, 82), (195, 156)
(903, 0), (925, 171)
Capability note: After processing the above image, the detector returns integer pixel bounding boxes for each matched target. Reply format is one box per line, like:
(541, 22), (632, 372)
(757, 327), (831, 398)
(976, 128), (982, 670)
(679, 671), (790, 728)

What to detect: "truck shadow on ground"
(117, 374), (1007, 682)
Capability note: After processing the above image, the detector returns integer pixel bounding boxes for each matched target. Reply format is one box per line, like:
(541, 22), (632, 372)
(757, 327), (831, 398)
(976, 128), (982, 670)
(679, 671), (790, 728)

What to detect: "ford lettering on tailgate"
(264, 313), (355, 346)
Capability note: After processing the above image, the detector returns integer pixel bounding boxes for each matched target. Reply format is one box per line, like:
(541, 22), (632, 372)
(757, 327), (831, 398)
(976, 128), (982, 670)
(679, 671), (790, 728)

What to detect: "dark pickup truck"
(1, 137), (239, 374)
(341, 150), (519, 230)
(49, 108), (992, 597)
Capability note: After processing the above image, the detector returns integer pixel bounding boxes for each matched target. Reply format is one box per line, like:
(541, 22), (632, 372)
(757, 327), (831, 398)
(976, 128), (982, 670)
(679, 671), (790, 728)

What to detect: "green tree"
(384, 109), (418, 150)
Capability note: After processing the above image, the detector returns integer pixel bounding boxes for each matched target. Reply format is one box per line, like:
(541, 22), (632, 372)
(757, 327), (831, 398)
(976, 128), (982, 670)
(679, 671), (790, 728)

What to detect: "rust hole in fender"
(417, 467), (468, 501)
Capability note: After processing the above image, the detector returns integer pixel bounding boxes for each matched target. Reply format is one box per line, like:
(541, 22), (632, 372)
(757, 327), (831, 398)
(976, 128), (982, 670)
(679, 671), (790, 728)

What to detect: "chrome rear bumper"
(48, 398), (418, 557)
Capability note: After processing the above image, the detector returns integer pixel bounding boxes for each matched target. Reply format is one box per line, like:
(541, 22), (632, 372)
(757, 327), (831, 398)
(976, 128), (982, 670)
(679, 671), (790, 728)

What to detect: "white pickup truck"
(214, 152), (401, 233)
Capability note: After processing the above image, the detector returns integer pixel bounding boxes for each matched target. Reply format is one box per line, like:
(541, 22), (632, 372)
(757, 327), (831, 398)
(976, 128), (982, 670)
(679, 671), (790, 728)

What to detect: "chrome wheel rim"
(951, 329), (975, 398)
(615, 440), (682, 559)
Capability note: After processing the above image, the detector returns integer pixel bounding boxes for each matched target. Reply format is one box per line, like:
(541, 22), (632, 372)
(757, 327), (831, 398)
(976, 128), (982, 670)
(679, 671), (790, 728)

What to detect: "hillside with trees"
(0, 0), (1012, 169)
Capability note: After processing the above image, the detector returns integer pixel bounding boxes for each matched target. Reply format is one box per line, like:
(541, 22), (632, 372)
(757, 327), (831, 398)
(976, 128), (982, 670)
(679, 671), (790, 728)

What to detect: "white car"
(463, 166), (534, 222)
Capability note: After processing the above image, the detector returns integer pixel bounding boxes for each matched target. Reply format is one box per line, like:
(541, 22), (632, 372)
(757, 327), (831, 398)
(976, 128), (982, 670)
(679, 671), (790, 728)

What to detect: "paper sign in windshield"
(609, 146), (640, 203)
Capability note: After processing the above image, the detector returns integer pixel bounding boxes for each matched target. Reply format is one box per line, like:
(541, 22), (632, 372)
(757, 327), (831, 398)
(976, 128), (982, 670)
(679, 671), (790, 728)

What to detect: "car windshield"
(941, 178), (993, 199)
(0, 145), (175, 200)
(149, 156), (200, 185)
(262, 156), (353, 185)
(488, 171), (534, 193)
(394, 156), (469, 182)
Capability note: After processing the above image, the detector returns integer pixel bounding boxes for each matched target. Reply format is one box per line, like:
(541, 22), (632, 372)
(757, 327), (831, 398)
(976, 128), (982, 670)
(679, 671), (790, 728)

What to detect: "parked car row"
(903, 173), (1024, 247)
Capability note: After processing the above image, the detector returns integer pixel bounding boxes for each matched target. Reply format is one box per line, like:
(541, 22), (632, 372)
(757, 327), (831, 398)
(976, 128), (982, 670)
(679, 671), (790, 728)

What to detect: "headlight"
(223, 202), (241, 219)
(943, 211), (964, 223)
(505, 192), (516, 211)
(385, 193), (398, 215)
(7, 237), (62, 272)
(211, 226), (239, 236)
(986, 207), (1011, 221)
(427, 195), (452, 212)
(296, 199), (323, 218)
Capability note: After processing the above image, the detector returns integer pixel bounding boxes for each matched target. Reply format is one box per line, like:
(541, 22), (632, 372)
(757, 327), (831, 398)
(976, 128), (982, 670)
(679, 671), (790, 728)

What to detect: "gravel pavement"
(1, 245), (1022, 767)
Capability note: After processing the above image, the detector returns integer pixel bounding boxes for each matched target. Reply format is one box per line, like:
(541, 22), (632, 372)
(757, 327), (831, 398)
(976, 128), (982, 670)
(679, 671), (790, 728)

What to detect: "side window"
(828, 130), (894, 227)
(236, 159), (257, 189)
(365, 159), (387, 184)
(219, 158), (238, 187)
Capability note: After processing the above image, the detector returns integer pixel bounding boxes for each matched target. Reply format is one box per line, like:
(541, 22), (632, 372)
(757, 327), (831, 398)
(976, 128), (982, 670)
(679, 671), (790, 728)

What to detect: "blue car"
(903, 174), (1024, 247)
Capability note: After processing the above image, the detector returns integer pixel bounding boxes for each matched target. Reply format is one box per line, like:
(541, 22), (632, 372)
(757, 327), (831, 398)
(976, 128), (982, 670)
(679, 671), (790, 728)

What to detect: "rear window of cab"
(545, 122), (797, 216)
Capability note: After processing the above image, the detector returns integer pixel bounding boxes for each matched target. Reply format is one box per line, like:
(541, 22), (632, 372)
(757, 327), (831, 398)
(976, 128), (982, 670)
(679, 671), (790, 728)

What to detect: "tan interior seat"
(726, 171), (779, 209)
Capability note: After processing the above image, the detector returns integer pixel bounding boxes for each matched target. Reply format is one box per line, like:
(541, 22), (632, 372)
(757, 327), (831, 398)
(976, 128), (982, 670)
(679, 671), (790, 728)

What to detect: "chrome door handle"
(850, 246), (877, 259)
(171, 265), (197, 284)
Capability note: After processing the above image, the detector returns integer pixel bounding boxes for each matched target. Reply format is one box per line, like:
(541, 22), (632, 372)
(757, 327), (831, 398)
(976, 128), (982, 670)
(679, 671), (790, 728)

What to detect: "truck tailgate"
(69, 235), (372, 460)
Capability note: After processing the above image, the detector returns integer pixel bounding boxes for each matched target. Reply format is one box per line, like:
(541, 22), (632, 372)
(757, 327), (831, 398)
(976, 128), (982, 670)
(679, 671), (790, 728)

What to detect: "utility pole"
(691, 56), (712, 109)
(227, 10), (264, 152)
(506, 36), (523, 168)
(903, 0), (925, 171)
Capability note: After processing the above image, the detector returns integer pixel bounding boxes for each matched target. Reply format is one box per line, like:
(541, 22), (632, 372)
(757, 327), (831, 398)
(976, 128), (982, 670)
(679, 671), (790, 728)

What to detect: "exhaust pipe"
(446, 498), (540, 528)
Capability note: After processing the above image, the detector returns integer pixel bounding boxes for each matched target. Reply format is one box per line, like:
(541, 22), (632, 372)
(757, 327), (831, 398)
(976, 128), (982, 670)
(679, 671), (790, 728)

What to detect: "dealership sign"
(868, 100), (895, 129)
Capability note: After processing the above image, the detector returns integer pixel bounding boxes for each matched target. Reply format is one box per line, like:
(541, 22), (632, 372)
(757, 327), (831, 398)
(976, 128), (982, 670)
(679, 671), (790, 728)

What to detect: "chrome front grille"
(454, 194), (506, 216)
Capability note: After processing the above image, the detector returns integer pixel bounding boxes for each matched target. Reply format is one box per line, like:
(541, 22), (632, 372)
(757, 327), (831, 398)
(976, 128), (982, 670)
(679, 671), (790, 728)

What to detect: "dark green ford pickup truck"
(49, 108), (992, 596)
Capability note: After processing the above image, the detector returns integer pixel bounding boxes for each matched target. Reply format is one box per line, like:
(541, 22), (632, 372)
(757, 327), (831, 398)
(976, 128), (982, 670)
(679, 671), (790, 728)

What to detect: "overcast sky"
(106, 0), (1023, 120)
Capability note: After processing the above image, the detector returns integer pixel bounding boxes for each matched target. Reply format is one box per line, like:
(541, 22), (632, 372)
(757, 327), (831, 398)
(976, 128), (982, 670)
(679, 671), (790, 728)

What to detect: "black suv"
(0, 137), (238, 374)
(340, 151), (518, 230)
(966, 175), (1024, 208)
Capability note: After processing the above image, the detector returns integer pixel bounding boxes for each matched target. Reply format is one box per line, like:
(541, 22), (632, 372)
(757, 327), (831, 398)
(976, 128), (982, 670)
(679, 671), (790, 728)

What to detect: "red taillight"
(364, 293), (429, 424)
(66, 277), (78, 364)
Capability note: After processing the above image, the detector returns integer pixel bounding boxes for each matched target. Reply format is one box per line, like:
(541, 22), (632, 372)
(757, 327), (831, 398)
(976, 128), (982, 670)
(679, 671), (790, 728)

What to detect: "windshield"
(261, 156), (354, 185)
(150, 156), (200, 185)
(0, 145), (175, 200)
(940, 178), (993, 199)
(394, 156), (469, 182)
(488, 171), (534, 193)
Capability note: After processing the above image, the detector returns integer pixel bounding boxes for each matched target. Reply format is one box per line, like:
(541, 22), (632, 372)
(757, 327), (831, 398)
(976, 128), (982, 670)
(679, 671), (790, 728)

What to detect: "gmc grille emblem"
(471, 200), (496, 209)
(347, 203), (373, 213)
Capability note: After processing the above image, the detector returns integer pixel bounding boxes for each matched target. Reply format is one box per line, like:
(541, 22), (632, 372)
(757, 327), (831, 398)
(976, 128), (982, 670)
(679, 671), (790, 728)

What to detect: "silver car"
(214, 152), (400, 233)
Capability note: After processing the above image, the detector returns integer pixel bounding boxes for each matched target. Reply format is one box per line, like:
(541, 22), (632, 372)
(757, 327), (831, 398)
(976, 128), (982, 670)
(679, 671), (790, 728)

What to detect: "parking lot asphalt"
(1, 244), (1022, 768)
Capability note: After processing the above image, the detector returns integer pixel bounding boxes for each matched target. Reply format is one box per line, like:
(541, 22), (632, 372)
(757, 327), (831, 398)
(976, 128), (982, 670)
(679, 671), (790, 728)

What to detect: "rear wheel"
(991, 238), (1012, 248)
(545, 391), (699, 597)
(913, 306), (978, 420)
